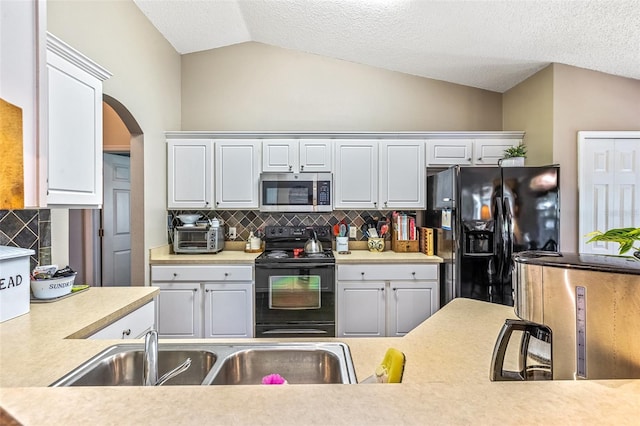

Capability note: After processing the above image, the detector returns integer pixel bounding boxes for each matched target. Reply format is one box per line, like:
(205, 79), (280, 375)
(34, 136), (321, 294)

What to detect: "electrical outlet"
(229, 227), (237, 240)
(349, 226), (357, 239)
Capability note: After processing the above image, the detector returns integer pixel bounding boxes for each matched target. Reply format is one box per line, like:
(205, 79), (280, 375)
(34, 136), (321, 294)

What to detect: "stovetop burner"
(266, 250), (289, 259)
(255, 225), (335, 265)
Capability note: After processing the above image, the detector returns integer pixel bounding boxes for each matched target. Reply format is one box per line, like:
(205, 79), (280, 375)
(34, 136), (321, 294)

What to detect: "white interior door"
(578, 132), (640, 254)
(102, 153), (131, 286)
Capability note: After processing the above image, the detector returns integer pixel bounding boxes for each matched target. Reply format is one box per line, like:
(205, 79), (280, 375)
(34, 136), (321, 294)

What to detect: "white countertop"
(0, 289), (638, 425)
(149, 244), (443, 265)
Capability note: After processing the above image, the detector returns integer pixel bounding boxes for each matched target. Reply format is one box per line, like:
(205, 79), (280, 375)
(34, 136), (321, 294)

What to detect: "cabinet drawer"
(88, 301), (155, 340)
(151, 265), (253, 282)
(337, 264), (437, 281)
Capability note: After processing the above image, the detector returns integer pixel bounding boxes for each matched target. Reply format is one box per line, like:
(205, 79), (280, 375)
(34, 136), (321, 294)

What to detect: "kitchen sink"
(50, 344), (218, 386)
(210, 344), (353, 385)
(51, 342), (356, 387)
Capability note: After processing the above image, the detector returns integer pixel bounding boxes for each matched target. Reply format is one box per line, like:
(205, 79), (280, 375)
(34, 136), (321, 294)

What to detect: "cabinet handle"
(288, 165), (292, 171)
(478, 157), (482, 161)
(361, 272), (365, 278)
(224, 272), (229, 277)
(122, 329), (131, 338)
(300, 165), (304, 171)
(193, 288), (198, 292)
(380, 287), (385, 292)
(412, 272), (416, 277)
(392, 288), (397, 291)
(373, 202), (377, 207)
(173, 273), (177, 278)
(205, 289), (210, 292)
(384, 201), (388, 208)
(205, 201), (209, 206)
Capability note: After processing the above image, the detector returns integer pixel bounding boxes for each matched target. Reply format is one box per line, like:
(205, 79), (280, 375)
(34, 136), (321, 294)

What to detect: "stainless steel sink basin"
(50, 344), (217, 386)
(51, 342), (356, 386)
(210, 344), (352, 385)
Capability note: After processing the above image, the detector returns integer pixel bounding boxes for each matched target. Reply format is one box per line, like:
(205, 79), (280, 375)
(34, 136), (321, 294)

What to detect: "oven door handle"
(261, 329), (330, 335)
(255, 263), (335, 269)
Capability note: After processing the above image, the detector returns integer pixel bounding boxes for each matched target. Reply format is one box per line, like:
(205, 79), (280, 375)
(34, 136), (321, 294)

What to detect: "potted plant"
(586, 227), (640, 260)
(501, 143), (527, 166)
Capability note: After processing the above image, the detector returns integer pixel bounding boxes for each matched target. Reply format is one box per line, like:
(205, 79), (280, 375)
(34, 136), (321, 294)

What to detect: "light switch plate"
(349, 226), (357, 239)
(229, 227), (237, 240)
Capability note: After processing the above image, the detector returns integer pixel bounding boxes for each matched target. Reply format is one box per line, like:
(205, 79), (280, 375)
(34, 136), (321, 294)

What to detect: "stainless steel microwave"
(259, 173), (332, 212)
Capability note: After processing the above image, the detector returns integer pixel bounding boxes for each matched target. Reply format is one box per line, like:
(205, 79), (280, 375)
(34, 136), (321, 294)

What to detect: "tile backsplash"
(0, 209), (52, 270)
(168, 210), (416, 241)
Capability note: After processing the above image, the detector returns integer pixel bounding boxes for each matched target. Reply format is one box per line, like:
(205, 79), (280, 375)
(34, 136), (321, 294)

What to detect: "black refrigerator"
(426, 165), (560, 306)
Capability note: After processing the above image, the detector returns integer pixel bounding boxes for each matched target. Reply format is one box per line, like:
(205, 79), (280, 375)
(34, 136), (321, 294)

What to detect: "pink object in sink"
(262, 373), (288, 385)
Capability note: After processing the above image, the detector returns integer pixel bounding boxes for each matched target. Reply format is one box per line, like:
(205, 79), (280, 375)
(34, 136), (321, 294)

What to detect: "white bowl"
(177, 214), (202, 226)
(31, 273), (76, 299)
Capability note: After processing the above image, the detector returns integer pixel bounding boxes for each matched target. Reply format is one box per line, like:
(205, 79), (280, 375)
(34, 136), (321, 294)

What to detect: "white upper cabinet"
(299, 140), (332, 172)
(335, 139), (424, 209)
(45, 33), (111, 207)
(379, 140), (425, 209)
(262, 139), (298, 172)
(215, 139), (260, 209)
(334, 140), (379, 209)
(262, 139), (331, 173)
(426, 139), (474, 166)
(167, 139), (214, 209)
(426, 137), (521, 166)
(474, 139), (522, 165)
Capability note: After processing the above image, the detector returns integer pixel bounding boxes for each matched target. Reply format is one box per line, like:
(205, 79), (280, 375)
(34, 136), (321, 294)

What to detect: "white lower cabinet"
(88, 301), (155, 340)
(151, 265), (254, 339)
(204, 282), (253, 338)
(337, 264), (439, 337)
(155, 282), (202, 338)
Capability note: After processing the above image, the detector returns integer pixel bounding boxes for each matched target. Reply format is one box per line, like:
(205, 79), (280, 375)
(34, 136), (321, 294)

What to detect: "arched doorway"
(68, 94), (145, 286)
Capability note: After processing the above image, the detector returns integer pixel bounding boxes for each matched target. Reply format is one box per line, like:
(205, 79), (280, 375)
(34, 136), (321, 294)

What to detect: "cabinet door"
(426, 139), (473, 166)
(299, 140), (332, 172)
(167, 139), (214, 209)
(474, 139), (521, 165)
(46, 34), (110, 206)
(203, 282), (253, 338)
(387, 281), (439, 337)
(334, 140), (378, 209)
(337, 282), (386, 337)
(155, 282), (202, 338)
(88, 301), (155, 339)
(215, 140), (260, 209)
(262, 139), (298, 173)
(379, 141), (425, 209)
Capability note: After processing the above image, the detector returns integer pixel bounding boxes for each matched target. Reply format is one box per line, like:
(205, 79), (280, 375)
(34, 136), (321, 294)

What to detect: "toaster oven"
(173, 225), (224, 254)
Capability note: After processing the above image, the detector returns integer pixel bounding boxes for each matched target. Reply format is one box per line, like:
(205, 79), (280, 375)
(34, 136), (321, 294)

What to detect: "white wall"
(182, 42), (503, 131)
(47, 0), (181, 285)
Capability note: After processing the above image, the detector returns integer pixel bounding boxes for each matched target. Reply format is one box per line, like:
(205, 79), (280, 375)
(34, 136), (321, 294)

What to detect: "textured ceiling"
(133, 0), (640, 93)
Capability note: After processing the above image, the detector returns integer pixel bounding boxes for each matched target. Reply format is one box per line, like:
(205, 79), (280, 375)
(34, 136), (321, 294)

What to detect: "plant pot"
(500, 157), (525, 167)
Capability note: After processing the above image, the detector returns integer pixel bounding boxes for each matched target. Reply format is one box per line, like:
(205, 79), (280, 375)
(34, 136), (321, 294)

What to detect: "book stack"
(391, 212), (419, 252)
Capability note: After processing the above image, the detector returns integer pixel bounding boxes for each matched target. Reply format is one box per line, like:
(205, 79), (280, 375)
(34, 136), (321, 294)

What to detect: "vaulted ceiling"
(133, 0), (640, 93)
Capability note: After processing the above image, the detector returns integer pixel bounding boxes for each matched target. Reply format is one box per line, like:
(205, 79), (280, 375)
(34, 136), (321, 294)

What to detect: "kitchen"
(2, 0), (640, 424)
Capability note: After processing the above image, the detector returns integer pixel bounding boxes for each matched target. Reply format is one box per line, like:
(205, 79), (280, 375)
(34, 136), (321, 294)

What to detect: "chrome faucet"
(143, 329), (192, 386)
(143, 329), (159, 386)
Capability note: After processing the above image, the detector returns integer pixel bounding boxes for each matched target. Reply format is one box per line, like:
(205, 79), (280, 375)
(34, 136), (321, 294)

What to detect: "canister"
(0, 246), (35, 322)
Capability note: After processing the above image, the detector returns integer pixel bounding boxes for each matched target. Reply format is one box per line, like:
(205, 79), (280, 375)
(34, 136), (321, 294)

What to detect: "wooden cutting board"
(0, 98), (24, 209)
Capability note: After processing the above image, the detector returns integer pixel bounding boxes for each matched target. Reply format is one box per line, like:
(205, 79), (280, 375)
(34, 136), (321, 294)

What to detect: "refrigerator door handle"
(502, 199), (514, 282)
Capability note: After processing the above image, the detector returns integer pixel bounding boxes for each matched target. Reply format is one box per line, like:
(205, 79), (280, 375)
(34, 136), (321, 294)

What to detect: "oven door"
(255, 263), (335, 338)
